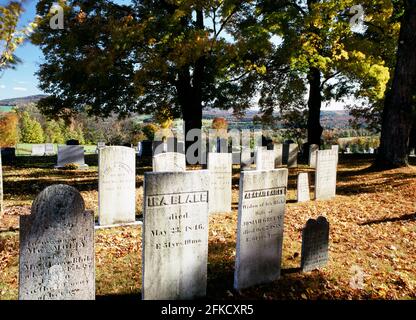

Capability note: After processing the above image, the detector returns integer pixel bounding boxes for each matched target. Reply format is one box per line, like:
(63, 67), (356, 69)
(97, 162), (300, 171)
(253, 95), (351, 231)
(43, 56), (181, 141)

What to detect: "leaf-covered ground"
(1, 155), (416, 300)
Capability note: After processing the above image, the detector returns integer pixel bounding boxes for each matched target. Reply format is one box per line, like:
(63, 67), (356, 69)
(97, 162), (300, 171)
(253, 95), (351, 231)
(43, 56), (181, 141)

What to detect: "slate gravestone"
(301, 216), (329, 272)
(55, 146), (88, 169)
(31, 144), (46, 156)
(1, 147), (16, 165)
(315, 149), (338, 200)
(0, 154), (3, 216)
(153, 152), (186, 172)
(255, 148), (275, 170)
(19, 185), (95, 300)
(142, 171), (210, 300)
(297, 172), (310, 202)
(66, 139), (79, 145)
(141, 141), (153, 156)
(234, 169), (288, 290)
(99, 147), (136, 226)
(45, 144), (55, 155)
(240, 147), (253, 170)
(274, 144), (283, 167)
(309, 144), (319, 168)
(207, 153), (232, 214)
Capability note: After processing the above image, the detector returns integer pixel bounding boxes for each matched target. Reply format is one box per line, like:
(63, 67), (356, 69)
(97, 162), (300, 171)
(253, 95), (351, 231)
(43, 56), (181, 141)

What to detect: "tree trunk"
(307, 67), (323, 147)
(376, 1), (416, 168)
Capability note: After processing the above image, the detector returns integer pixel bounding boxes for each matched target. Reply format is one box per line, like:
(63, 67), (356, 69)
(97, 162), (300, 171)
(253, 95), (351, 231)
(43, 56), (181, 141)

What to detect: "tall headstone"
(301, 216), (329, 272)
(240, 147), (253, 170)
(0, 154), (3, 216)
(234, 169), (288, 290)
(274, 144), (283, 167)
(142, 171), (210, 300)
(99, 147), (136, 226)
(255, 149), (275, 170)
(207, 153), (232, 214)
(331, 145), (339, 163)
(315, 149), (338, 200)
(31, 144), (46, 156)
(19, 185), (95, 300)
(309, 144), (319, 168)
(287, 143), (298, 168)
(152, 152), (186, 172)
(55, 146), (88, 169)
(297, 172), (310, 202)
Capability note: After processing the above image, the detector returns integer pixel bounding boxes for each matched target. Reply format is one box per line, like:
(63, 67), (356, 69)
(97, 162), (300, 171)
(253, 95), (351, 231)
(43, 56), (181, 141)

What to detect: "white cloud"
(0, 85), (5, 89)
(13, 87), (27, 91)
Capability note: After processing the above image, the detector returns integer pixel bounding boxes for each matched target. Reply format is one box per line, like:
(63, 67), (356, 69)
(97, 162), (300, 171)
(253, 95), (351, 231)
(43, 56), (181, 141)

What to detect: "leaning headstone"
(99, 147), (136, 226)
(19, 185), (95, 300)
(274, 144), (283, 167)
(297, 172), (310, 202)
(301, 216), (329, 272)
(31, 144), (46, 156)
(309, 144), (319, 168)
(0, 154), (3, 216)
(45, 143), (55, 155)
(55, 146), (88, 169)
(234, 169), (288, 290)
(152, 152), (186, 172)
(142, 171), (210, 300)
(315, 149), (337, 200)
(207, 153), (232, 214)
(255, 149), (275, 170)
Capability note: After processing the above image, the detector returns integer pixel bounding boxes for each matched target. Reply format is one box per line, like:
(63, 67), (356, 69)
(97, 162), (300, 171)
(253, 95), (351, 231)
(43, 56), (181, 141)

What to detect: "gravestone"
(234, 169), (288, 290)
(240, 147), (253, 170)
(255, 149), (275, 170)
(0, 154), (3, 215)
(232, 152), (241, 165)
(274, 144), (283, 167)
(137, 142), (143, 156)
(31, 144), (46, 156)
(142, 171), (210, 300)
(301, 216), (329, 272)
(45, 143), (55, 155)
(315, 149), (338, 200)
(207, 153), (232, 214)
(153, 152), (186, 172)
(309, 144), (319, 168)
(297, 172), (310, 202)
(287, 144), (298, 168)
(177, 141), (185, 154)
(66, 139), (79, 145)
(19, 185), (95, 300)
(141, 141), (153, 156)
(1, 147), (16, 165)
(99, 147), (136, 226)
(55, 146), (88, 169)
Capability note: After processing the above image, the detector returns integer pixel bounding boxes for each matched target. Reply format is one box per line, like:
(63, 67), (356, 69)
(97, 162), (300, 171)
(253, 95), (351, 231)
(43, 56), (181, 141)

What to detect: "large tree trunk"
(376, 1), (416, 168)
(307, 67), (323, 147)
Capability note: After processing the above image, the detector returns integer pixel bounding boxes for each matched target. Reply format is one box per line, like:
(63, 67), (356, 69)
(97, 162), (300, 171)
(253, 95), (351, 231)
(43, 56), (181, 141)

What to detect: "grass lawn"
(1, 154), (416, 300)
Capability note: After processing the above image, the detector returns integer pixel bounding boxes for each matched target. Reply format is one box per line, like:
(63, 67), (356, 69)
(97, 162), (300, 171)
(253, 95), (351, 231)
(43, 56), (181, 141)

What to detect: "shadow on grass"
(359, 212), (416, 226)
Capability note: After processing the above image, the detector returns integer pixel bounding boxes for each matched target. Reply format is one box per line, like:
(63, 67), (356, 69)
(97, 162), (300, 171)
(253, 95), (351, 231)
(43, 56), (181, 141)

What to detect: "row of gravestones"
(18, 173), (329, 300)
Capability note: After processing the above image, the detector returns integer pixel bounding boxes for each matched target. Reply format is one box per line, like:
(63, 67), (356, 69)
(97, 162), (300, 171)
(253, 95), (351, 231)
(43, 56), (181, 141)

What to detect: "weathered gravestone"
(31, 144), (46, 156)
(99, 147), (136, 226)
(309, 144), (319, 168)
(283, 143), (298, 167)
(142, 171), (210, 300)
(0, 154), (3, 216)
(255, 148), (275, 170)
(207, 153), (232, 214)
(301, 216), (329, 272)
(315, 149), (338, 200)
(331, 145), (339, 163)
(19, 185), (95, 300)
(55, 145), (88, 169)
(234, 169), (288, 290)
(153, 152), (186, 172)
(45, 143), (55, 155)
(297, 172), (310, 202)
(240, 147), (253, 170)
(274, 144), (283, 167)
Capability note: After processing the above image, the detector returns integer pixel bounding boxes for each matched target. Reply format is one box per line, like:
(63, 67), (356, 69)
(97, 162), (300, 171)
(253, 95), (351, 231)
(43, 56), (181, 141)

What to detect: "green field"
(0, 105), (14, 113)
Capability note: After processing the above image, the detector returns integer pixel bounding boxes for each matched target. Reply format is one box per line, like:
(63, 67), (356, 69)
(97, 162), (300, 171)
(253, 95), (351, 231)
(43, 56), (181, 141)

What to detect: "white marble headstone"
(207, 153), (232, 214)
(99, 146), (136, 226)
(297, 172), (310, 202)
(255, 149), (275, 170)
(234, 169), (288, 290)
(315, 149), (338, 200)
(142, 171), (210, 300)
(31, 144), (46, 156)
(55, 145), (88, 169)
(152, 152), (186, 172)
(309, 144), (319, 168)
(274, 144), (283, 167)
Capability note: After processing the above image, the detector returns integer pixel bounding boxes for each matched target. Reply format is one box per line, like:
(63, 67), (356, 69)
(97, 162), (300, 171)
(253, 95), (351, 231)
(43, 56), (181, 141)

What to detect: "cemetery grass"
(1, 155), (416, 300)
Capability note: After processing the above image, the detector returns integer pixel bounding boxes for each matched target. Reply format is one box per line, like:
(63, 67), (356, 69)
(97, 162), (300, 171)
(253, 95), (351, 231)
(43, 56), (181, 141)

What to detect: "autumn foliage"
(0, 112), (19, 147)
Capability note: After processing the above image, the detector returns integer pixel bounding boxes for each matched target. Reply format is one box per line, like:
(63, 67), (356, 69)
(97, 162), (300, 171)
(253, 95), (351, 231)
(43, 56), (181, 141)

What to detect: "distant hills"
(0, 95), (352, 128)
